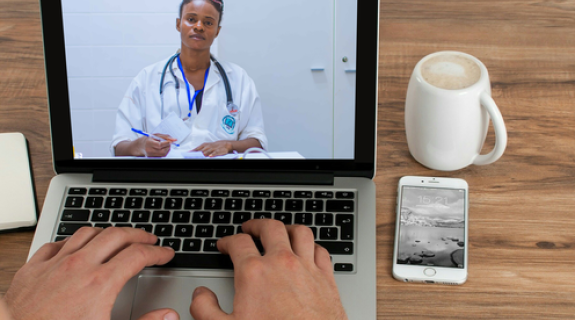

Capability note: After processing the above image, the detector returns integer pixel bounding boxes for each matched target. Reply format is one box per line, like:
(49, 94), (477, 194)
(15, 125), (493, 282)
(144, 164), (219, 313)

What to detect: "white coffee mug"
(405, 51), (507, 171)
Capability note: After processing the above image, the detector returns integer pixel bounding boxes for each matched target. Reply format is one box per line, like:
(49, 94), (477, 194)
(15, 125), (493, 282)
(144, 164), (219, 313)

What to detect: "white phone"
(393, 176), (468, 285)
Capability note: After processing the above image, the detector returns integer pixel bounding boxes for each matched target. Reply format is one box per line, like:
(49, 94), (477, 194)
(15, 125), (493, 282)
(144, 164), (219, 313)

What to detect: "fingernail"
(192, 286), (205, 300)
(164, 312), (178, 320)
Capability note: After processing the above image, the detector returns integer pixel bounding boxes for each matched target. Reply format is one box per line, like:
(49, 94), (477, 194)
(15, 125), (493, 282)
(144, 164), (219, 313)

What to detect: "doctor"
(111, 0), (267, 157)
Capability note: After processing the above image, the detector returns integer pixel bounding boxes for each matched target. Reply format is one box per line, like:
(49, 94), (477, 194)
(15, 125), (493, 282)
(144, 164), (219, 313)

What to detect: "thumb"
(190, 286), (229, 320)
(137, 308), (179, 320)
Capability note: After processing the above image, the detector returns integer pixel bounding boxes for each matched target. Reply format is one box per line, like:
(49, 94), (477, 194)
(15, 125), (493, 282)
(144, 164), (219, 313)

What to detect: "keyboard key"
(192, 211), (211, 223)
(111, 210), (130, 222)
(191, 189), (209, 197)
(273, 191), (292, 198)
(232, 190), (250, 197)
(65, 197), (84, 208)
(85, 197), (104, 209)
(182, 239), (202, 252)
(274, 213), (292, 224)
(334, 263), (354, 272)
(310, 227), (318, 239)
(315, 213), (334, 226)
(130, 189), (148, 196)
(152, 211), (170, 223)
(326, 200), (354, 212)
(265, 199), (284, 211)
(254, 212), (272, 220)
(253, 191), (271, 198)
(305, 200), (324, 212)
(316, 241), (353, 255)
(336, 214), (354, 240)
(61, 210), (90, 221)
(233, 212), (252, 224)
(115, 223), (133, 228)
(204, 198), (223, 210)
(68, 188), (87, 195)
(105, 197), (124, 209)
(294, 191), (313, 198)
(175, 225), (194, 237)
(213, 212), (231, 224)
(184, 198), (203, 210)
(162, 239), (181, 251)
(315, 191), (334, 199)
(125, 197), (143, 209)
(131, 211), (150, 222)
(144, 197), (163, 209)
(91, 210), (110, 222)
(108, 188), (127, 196)
(94, 223), (113, 229)
(211, 190), (230, 197)
(204, 240), (219, 252)
(160, 253), (233, 269)
(195, 225), (214, 238)
(172, 211), (191, 223)
(151, 189), (168, 196)
(135, 224), (153, 233)
(319, 227), (338, 240)
(225, 199), (243, 210)
(170, 189), (189, 197)
(165, 198), (183, 210)
(54, 236), (68, 242)
(57, 223), (91, 235)
(285, 199), (304, 211)
(245, 199), (263, 211)
(336, 192), (355, 199)
(89, 188), (107, 195)
(216, 226), (234, 237)
(294, 213), (313, 225)
(154, 224), (173, 237)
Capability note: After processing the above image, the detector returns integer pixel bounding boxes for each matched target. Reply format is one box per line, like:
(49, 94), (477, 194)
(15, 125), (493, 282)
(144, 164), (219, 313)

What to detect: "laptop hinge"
(93, 170), (335, 186)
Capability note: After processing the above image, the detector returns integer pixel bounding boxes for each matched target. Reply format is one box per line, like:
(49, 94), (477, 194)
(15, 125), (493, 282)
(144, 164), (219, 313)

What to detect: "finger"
(27, 240), (68, 264)
(192, 143), (207, 151)
(314, 244), (333, 274)
(285, 225), (316, 262)
(55, 227), (104, 258)
(104, 243), (175, 286)
(241, 219), (293, 255)
(154, 134), (176, 141)
(217, 233), (261, 266)
(137, 308), (179, 320)
(79, 227), (159, 264)
(190, 286), (230, 320)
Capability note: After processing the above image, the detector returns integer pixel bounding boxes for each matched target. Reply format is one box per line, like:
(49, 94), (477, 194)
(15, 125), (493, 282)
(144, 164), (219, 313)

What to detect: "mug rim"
(415, 51), (489, 93)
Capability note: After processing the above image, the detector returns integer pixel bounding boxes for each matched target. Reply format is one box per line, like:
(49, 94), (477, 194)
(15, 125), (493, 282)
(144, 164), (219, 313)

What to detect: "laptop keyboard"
(56, 186), (357, 273)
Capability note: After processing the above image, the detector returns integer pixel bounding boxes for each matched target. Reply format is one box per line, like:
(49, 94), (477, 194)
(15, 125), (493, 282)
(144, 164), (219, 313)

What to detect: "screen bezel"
(392, 177), (469, 283)
(40, 0), (379, 178)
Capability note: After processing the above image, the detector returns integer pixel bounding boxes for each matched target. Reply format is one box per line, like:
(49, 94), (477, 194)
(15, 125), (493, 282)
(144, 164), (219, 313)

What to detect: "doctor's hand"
(189, 219), (349, 320)
(3, 227), (178, 320)
(116, 134), (176, 157)
(193, 141), (232, 157)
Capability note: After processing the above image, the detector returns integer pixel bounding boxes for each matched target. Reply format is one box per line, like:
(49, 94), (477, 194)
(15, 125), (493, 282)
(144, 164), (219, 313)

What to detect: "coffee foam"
(420, 54), (481, 90)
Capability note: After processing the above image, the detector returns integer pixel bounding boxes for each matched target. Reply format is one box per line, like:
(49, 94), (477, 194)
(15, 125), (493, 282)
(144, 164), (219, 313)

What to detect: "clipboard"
(0, 133), (38, 232)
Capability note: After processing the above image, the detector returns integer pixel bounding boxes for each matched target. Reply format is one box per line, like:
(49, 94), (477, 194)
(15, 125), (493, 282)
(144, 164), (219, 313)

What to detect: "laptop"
(30, 0), (380, 319)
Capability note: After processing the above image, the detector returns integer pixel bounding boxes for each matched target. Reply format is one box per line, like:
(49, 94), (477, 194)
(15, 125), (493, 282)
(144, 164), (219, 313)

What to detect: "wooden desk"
(1, 0), (574, 318)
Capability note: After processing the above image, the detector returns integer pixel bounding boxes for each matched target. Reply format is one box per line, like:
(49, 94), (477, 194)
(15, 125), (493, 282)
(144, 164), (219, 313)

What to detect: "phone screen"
(397, 186), (466, 268)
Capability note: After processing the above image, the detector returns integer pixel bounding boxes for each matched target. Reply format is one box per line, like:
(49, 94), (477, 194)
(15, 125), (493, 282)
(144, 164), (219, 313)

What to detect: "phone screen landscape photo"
(397, 186), (466, 268)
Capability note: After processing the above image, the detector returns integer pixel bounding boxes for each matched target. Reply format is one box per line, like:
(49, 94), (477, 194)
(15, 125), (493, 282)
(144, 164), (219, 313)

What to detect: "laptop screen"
(42, 0), (378, 175)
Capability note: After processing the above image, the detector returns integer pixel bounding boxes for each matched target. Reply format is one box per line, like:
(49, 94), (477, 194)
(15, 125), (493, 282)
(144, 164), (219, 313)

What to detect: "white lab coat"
(110, 56), (268, 155)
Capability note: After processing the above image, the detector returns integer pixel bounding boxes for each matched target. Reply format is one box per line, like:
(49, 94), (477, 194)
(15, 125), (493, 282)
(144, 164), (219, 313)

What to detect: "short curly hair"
(179, 0), (224, 25)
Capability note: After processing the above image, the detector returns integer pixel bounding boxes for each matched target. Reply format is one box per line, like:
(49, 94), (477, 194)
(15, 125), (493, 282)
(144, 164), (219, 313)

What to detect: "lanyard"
(177, 55), (210, 118)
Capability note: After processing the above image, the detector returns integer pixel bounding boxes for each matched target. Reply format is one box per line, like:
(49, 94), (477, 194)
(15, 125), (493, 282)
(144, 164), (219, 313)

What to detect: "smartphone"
(393, 176), (468, 285)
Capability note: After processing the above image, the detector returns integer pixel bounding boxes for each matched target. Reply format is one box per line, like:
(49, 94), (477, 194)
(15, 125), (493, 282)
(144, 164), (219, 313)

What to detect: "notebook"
(30, 0), (380, 319)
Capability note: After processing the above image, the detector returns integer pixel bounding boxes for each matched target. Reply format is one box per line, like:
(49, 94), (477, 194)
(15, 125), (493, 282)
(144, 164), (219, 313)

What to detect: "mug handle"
(473, 92), (508, 165)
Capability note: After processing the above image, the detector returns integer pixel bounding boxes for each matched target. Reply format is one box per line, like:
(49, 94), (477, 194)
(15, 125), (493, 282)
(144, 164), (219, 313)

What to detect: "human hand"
(193, 141), (233, 157)
(4, 227), (177, 320)
(189, 219), (348, 320)
(140, 134), (177, 157)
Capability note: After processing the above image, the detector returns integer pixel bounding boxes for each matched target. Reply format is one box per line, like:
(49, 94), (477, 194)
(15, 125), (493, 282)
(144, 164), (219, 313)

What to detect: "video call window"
(63, 0), (357, 160)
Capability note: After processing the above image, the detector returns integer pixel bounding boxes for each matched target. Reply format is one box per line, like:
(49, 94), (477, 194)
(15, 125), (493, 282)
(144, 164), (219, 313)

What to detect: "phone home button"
(423, 268), (436, 277)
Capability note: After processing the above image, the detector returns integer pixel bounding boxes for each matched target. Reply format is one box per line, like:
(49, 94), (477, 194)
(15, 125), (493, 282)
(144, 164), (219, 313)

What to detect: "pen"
(131, 128), (180, 147)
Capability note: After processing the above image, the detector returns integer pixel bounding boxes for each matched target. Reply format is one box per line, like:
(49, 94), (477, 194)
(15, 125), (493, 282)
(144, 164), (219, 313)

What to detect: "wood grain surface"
(1, 0), (574, 318)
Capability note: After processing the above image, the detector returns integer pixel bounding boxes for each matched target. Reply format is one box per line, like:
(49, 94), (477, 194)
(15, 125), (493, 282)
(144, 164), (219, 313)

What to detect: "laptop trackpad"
(130, 276), (235, 320)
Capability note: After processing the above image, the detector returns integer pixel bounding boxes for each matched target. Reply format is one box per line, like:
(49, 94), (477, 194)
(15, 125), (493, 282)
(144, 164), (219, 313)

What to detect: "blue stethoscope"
(159, 52), (238, 120)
